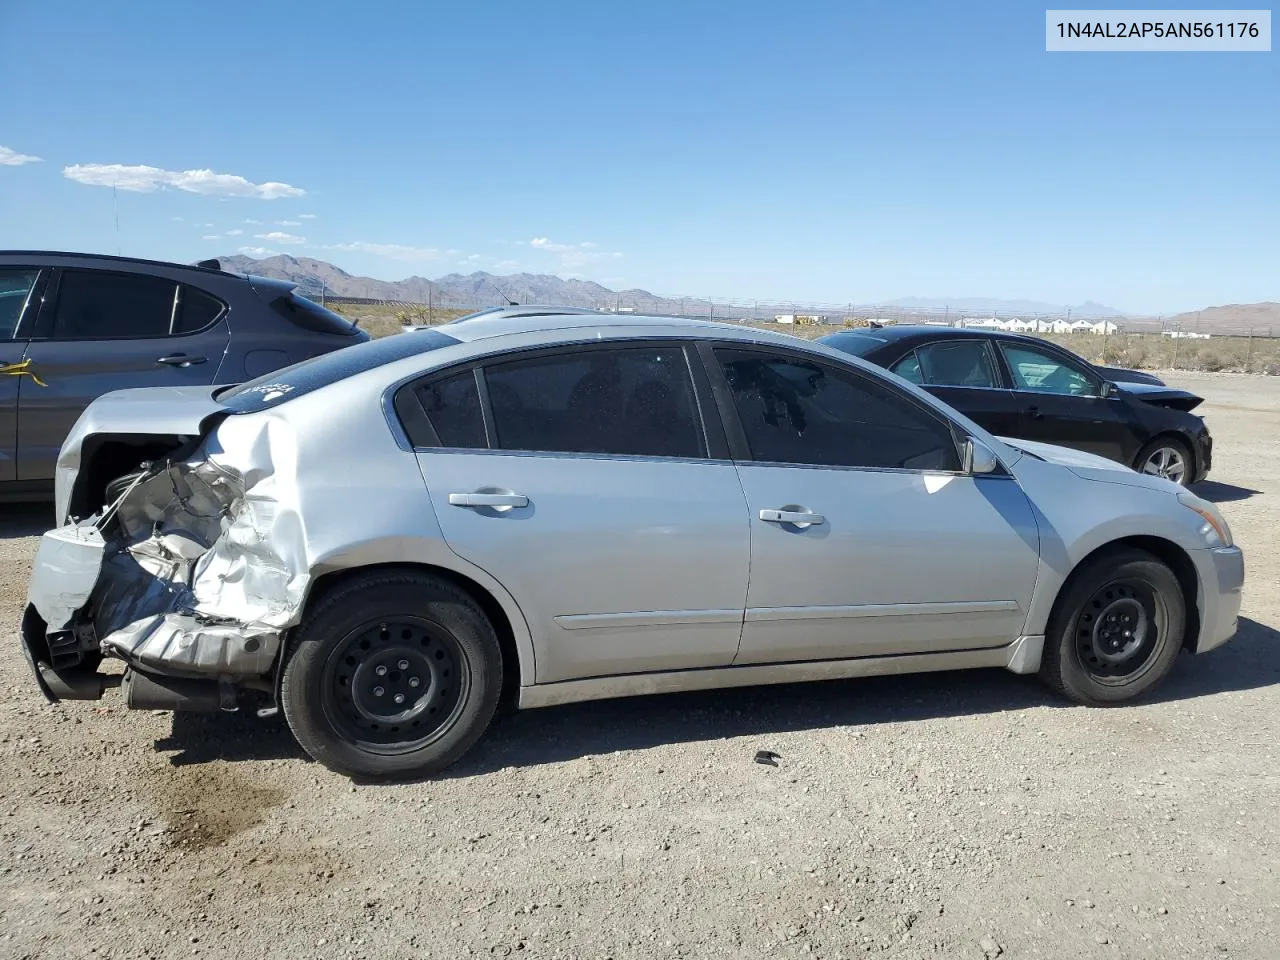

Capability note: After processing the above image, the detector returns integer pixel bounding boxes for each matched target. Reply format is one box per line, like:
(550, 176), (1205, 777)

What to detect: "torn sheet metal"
(54, 415), (314, 679)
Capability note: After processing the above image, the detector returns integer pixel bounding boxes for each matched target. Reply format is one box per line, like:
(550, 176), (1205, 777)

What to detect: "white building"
(1089, 320), (1119, 335)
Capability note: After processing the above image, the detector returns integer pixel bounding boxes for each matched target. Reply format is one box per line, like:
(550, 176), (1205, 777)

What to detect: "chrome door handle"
(760, 508), (825, 526)
(157, 354), (207, 368)
(448, 492), (529, 509)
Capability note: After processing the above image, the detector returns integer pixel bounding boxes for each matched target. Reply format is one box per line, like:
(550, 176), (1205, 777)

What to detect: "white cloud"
(528, 236), (623, 269)
(255, 231), (306, 244)
(299, 213), (317, 219)
(276, 219), (301, 226)
(242, 218), (262, 225)
(323, 241), (442, 262)
(62, 163), (305, 199)
(201, 234), (221, 240)
(170, 216), (185, 222)
(237, 246), (279, 258)
(203, 222), (215, 227)
(225, 228), (243, 236)
(0, 146), (42, 166)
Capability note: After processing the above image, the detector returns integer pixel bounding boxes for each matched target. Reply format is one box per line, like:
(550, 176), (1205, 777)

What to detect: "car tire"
(1039, 548), (1185, 706)
(280, 571), (503, 779)
(1133, 436), (1194, 486)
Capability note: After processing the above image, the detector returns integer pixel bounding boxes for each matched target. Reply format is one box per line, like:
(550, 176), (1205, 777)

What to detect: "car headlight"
(1177, 491), (1233, 548)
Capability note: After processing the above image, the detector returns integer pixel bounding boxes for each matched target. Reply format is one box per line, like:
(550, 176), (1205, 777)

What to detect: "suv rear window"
(218, 328), (461, 413)
(269, 292), (359, 336)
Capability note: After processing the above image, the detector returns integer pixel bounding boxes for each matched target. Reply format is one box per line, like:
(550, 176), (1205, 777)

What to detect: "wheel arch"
(1044, 535), (1202, 654)
(303, 560), (534, 708)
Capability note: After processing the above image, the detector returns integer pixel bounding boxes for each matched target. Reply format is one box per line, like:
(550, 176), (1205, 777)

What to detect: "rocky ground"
(0, 372), (1276, 960)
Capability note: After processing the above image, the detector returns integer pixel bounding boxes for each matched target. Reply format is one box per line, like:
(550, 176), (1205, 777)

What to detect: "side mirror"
(1100, 381), (1118, 399)
(963, 437), (1002, 475)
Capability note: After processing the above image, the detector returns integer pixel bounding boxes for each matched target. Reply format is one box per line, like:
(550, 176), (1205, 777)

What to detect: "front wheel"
(281, 571), (503, 778)
(1039, 549), (1185, 705)
(1134, 437), (1194, 486)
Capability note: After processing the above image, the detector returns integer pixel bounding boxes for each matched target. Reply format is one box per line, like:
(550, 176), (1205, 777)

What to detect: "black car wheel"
(281, 571), (503, 779)
(1039, 548), (1185, 705)
(1134, 437), (1193, 486)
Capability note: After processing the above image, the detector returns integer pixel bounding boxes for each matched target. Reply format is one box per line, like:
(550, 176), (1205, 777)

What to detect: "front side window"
(1001, 343), (1097, 397)
(890, 351), (923, 384)
(51, 270), (176, 340)
(915, 340), (999, 388)
(483, 346), (705, 458)
(0, 268), (40, 339)
(715, 348), (961, 471)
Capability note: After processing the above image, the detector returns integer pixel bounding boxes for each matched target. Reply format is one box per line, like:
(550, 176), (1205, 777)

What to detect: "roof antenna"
(493, 280), (518, 306)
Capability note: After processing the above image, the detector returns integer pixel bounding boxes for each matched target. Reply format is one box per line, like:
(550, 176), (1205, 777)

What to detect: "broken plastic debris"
(754, 750), (781, 767)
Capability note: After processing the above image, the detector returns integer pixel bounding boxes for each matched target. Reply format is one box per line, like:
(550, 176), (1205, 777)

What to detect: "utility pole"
(428, 283), (434, 324)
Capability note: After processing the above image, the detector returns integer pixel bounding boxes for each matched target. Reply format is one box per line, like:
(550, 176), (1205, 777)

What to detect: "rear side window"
(484, 346), (705, 458)
(174, 285), (227, 334)
(417, 371), (486, 448)
(269, 292), (357, 336)
(0, 268), (39, 339)
(916, 340), (999, 388)
(51, 270), (176, 339)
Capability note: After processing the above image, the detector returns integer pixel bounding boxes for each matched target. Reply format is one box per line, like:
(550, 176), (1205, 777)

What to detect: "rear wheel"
(281, 571), (502, 778)
(1134, 437), (1193, 486)
(1039, 549), (1185, 705)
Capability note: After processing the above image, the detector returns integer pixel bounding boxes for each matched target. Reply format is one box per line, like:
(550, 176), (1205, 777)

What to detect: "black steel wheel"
(321, 617), (468, 754)
(1040, 548), (1186, 705)
(281, 571), (503, 779)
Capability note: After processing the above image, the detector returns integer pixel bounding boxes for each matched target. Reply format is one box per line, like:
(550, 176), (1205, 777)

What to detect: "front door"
(0, 266), (44, 483)
(407, 343), (751, 684)
(996, 340), (1132, 462)
(891, 338), (1021, 438)
(17, 268), (230, 481)
(709, 345), (1040, 665)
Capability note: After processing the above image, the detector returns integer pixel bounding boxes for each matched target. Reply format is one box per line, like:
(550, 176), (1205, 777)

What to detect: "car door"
(0, 266), (45, 483)
(705, 343), (1040, 665)
(889, 338), (1020, 437)
(404, 341), (751, 684)
(995, 340), (1133, 461)
(17, 267), (230, 481)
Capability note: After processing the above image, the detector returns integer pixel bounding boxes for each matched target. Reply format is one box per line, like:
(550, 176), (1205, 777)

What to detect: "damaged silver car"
(21, 312), (1245, 778)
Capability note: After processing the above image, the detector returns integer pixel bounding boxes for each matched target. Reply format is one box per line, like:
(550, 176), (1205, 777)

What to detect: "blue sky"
(0, 0), (1275, 314)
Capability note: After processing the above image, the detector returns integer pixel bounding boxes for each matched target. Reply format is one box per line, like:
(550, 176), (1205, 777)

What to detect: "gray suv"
(0, 251), (368, 501)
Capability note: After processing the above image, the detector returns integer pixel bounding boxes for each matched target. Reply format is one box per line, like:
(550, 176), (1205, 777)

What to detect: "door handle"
(1027, 405), (1044, 420)
(759, 508), (825, 526)
(157, 354), (208, 368)
(448, 492), (529, 509)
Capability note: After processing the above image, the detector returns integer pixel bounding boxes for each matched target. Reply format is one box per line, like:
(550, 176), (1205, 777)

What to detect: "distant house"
(1089, 320), (1119, 335)
(774, 314), (796, 324)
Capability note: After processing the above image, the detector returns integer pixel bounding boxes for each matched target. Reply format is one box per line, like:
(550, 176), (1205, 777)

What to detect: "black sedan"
(820, 325), (1211, 486)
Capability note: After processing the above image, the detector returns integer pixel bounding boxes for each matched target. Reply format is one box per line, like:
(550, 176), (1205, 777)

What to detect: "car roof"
(0, 249), (235, 277)
(434, 310), (781, 343)
(824, 324), (1073, 350)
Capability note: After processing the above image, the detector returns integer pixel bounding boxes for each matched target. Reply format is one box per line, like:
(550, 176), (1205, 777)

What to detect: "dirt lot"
(0, 372), (1276, 960)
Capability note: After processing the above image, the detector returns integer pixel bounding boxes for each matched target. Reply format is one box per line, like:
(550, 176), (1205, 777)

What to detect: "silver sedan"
(20, 312), (1245, 778)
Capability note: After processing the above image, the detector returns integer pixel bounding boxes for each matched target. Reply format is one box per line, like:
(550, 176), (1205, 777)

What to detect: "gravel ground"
(0, 372), (1276, 960)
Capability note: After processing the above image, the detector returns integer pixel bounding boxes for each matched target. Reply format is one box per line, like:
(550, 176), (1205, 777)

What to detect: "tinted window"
(174, 286), (226, 334)
(417, 371), (486, 448)
(890, 352), (923, 384)
(219, 328), (461, 413)
(484, 346), (704, 458)
(1001, 343), (1097, 397)
(269, 292), (357, 336)
(916, 340), (999, 388)
(716, 348), (960, 471)
(52, 270), (176, 339)
(0, 268), (39, 339)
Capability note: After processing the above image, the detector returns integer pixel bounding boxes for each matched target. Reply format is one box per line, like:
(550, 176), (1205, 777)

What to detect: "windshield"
(217, 328), (461, 413)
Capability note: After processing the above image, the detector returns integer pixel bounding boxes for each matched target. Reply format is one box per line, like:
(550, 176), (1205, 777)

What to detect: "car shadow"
(150, 618), (1280, 778)
(1192, 480), (1262, 503)
(0, 503), (54, 539)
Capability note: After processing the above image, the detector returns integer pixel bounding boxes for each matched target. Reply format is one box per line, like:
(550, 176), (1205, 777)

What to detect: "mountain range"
(224, 254), (1261, 326)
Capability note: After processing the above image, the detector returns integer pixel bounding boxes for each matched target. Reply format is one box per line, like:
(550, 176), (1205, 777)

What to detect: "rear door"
(890, 338), (1020, 436)
(0, 266), (45, 483)
(17, 267), (230, 481)
(995, 340), (1133, 461)
(403, 341), (752, 684)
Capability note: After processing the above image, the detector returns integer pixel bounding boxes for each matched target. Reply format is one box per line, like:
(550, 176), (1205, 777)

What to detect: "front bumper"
(1193, 545), (1244, 654)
